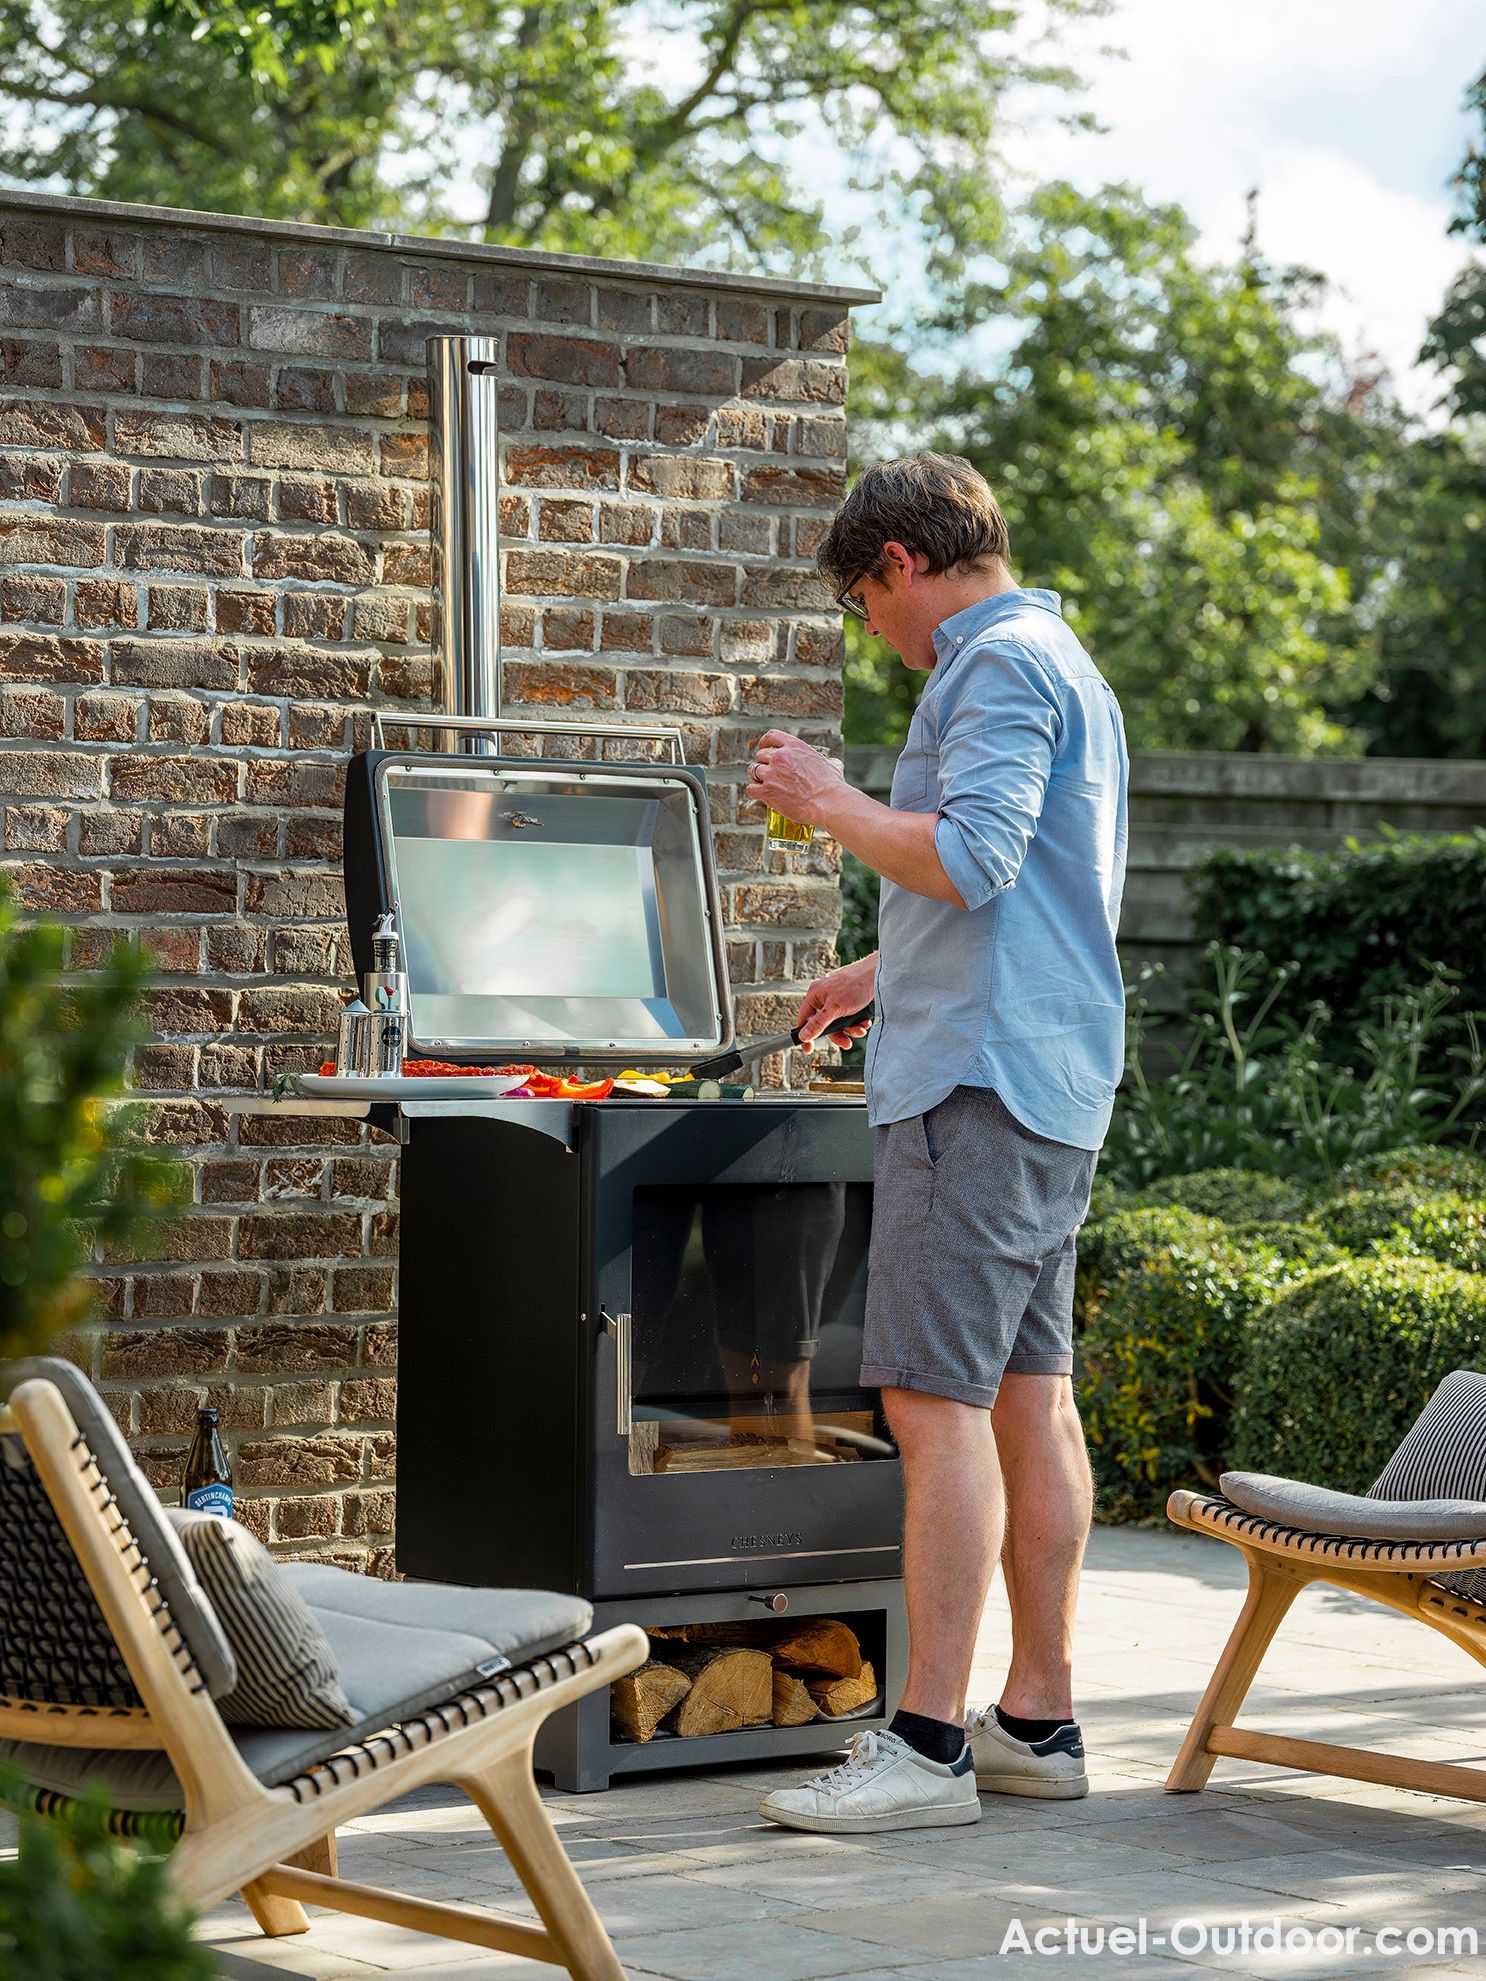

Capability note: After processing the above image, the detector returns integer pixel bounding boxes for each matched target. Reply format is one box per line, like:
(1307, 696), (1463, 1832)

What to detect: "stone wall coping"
(846, 746), (1486, 805)
(0, 185), (883, 308)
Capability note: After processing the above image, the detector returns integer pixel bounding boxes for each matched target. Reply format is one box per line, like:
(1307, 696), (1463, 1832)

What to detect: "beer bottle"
(181, 1406), (234, 1520)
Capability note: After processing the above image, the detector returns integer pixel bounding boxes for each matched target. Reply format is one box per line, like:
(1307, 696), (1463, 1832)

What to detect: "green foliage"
(1125, 1167), (1309, 1225)
(1311, 1188), (1486, 1273)
(1420, 64), (1485, 423)
(846, 182), (1395, 752)
(1340, 427), (1486, 758)
(1074, 1206), (1322, 1518)
(1232, 1257), (1486, 1492)
(0, 882), (181, 1360)
(837, 851), (880, 967)
(1102, 947), (1486, 1194)
(0, 1771), (210, 1980)
(0, 0), (1098, 269)
(1335, 1143), (1486, 1198)
(1225, 1220), (1345, 1268)
(1189, 832), (1486, 1058)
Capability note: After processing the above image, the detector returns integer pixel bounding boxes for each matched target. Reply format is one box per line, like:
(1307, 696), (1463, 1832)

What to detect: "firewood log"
(771, 1670), (818, 1727)
(768, 1619), (863, 1679)
(807, 1660), (877, 1718)
(657, 1646), (773, 1736)
(610, 1659), (692, 1744)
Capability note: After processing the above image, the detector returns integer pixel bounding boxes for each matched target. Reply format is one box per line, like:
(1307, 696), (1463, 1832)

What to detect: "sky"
(990, 0), (1481, 412)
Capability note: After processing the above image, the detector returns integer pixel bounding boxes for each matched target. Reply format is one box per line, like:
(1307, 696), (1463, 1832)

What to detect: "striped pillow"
(166, 1510), (355, 1730)
(1369, 1370), (1486, 1604)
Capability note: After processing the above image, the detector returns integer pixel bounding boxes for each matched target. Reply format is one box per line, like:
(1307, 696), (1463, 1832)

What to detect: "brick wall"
(0, 188), (871, 1568)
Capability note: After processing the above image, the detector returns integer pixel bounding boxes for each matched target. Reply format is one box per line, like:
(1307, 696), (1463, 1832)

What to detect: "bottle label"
(185, 1483), (234, 1521)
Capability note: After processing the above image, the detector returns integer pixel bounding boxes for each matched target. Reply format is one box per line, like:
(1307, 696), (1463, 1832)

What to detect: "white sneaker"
(760, 1729), (981, 1835)
(965, 1706), (1089, 1799)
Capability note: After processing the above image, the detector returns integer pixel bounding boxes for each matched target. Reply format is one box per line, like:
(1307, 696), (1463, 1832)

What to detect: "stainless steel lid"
(345, 715), (733, 1065)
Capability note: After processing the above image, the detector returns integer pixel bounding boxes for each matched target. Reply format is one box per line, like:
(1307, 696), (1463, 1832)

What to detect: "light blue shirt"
(864, 589), (1129, 1151)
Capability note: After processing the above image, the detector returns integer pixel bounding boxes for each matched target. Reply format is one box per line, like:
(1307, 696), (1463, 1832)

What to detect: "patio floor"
(18, 1524), (1486, 1979)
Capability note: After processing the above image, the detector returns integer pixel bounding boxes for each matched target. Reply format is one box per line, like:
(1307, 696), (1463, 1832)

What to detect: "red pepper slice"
(556, 1076), (615, 1100)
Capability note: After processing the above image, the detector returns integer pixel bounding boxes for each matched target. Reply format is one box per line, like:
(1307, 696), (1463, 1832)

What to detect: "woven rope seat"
(1169, 1490), (1486, 1574)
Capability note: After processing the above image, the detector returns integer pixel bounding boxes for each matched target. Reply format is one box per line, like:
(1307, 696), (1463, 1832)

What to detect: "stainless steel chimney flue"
(428, 335), (501, 750)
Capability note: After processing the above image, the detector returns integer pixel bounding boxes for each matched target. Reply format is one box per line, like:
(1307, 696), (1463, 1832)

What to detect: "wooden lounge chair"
(0, 1359), (647, 1977)
(1165, 1369), (1486, 1806)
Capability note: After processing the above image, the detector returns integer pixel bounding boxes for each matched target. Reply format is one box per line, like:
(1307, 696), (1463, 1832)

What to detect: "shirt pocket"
(890, 728), (933, 808)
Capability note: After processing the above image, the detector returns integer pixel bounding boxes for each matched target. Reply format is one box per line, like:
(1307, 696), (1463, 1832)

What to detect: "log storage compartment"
(613, 1611), (887, 1745)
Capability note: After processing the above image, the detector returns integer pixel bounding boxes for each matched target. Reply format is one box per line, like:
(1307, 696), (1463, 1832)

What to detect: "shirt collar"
(930, 588), (1063, 670)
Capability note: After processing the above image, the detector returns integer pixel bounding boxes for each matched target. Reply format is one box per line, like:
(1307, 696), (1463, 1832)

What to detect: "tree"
(0, 0), (1102, 270)
(847, 183), (1403, 754)
(1341, 66), (1486, 757)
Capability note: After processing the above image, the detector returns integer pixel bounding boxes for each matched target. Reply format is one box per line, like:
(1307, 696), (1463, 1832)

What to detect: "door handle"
(601, 1310), (632, 1438)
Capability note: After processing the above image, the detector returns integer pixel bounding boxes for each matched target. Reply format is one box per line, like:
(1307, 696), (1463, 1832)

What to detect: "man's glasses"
(835, 570), (871, 622)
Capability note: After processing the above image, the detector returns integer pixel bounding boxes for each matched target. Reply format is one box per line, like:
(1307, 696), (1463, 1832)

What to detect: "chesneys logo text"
(731, 1532), (803, 1551)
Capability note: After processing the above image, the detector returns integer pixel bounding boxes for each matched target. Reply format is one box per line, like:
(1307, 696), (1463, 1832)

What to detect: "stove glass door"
(628, 1182), (892, 1475)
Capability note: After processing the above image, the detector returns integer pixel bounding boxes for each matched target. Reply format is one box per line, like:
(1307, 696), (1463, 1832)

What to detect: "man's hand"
(795, 954), (878, 1050)
(746, 730), (846, 824)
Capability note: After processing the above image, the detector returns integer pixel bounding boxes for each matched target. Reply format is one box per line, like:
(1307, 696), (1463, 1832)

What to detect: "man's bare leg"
(883, 1386), (1004, 1724)
(989, 1372), (1092, 1721)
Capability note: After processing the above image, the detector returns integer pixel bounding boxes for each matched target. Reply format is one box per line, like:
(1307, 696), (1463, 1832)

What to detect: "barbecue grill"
(252, 335), (905, 1790)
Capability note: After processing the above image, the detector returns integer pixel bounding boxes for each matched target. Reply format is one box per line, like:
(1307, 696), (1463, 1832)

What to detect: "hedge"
(1188, 832), (1486, 1058)
(1312, 1187), (1486, 1272)
(1231, 1257), (1486, 1492)
(1075, 1207), (1327, 1519)
(1333, 1144), (1486, 1198)
(1127, 1167), (1311, 1224)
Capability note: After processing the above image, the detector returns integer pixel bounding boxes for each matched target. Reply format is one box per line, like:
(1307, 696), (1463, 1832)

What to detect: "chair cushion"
(0, 1566), (592, 1811)
(0, 1358), (236, 1703)
(1219, 1471), (1486, 1542)
(164, 1511), (354, 1730)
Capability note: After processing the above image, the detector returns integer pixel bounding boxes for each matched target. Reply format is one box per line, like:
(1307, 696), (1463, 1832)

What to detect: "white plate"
(290, 1071), (531, 1101)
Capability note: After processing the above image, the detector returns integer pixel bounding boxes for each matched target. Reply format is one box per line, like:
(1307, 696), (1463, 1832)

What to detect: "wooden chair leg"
(241, 1879), (311, 1937)
(456, 1743), (624, 1981)
(1167, 1551), (1308, 1793)
(285, 1831), (338, 1878)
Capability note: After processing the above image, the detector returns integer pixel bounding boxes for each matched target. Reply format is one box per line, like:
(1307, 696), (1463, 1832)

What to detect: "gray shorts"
(861, 1086), (1098, 1409)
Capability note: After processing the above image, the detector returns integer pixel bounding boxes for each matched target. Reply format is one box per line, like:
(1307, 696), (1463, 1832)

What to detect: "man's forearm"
(817, 786), (966, 907)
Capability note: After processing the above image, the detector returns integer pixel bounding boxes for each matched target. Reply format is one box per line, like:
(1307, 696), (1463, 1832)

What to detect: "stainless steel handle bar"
(370, 711), (685, 765)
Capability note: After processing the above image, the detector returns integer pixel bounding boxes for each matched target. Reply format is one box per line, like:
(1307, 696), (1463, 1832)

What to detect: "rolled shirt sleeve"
(932, 640), (1063, 910)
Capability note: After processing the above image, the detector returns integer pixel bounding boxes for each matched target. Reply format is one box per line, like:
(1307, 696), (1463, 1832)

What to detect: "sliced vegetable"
(556, 1076), (615, 1100)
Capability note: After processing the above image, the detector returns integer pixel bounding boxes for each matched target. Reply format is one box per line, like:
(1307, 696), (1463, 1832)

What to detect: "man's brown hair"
(817, 452), (1010, 592)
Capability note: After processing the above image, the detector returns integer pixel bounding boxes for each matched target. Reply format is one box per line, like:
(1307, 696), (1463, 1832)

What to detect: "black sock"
(994, 1704), (1073, 1744)
(889, 1709), (965, 1765)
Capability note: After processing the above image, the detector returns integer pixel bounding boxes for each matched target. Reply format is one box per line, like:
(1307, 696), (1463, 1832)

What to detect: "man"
(745, 452), (1128, 1834)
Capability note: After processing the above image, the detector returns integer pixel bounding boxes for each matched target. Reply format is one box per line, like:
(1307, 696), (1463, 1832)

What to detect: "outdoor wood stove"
(339, 719), (906, 1789)
(292, 333), (902, 1789)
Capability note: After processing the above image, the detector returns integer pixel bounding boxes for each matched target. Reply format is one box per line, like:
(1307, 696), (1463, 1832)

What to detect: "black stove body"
(342, 725), (905, 1789)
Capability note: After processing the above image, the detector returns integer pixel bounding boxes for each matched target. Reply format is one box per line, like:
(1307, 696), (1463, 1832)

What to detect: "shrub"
(1102, 946), (1486, 1193)
(1228, 1220), (1347, 1268)
(1232, 1257), (1486, 1492)
(0, 883), (180, 1358)
(1189, 830), (1486, 1062)
(1333, 1143), (1486, 1199)
(1075, 1207), (1328, 1519)
(1312, 1187), (1486, 1272)
(0, 1774), (210, 1980)
(1129, 1167), (1311, 1224)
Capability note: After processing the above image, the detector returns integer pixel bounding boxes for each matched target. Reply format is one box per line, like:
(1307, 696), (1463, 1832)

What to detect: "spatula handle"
(792, 1001), (875, 1047)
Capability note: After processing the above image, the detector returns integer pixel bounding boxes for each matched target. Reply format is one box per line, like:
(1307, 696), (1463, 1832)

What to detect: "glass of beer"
(766, 744), (829, 855)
